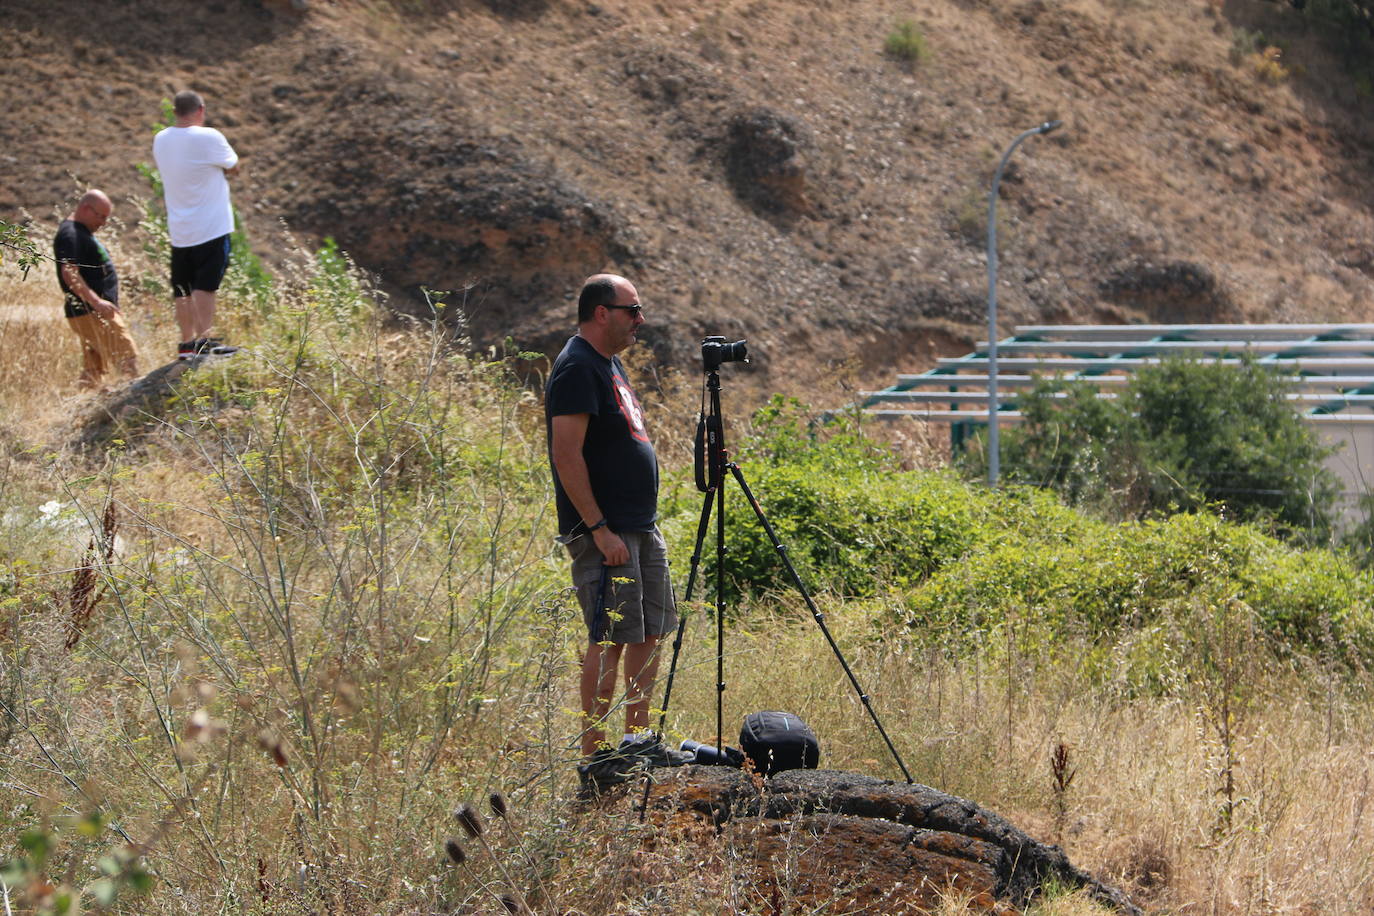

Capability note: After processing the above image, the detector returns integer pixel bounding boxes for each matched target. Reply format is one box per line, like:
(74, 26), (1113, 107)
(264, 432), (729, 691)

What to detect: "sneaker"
(576, 747), (639, 799)
(620, 732), (693, 769)
(177, 340), (199, 361)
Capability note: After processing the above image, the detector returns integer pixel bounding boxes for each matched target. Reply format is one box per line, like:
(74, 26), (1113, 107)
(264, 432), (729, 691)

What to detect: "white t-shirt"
(152, 125), (239, 248)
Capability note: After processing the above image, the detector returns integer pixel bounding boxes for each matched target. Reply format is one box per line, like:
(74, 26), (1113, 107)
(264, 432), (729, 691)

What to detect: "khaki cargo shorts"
(567, 526), (677, 644)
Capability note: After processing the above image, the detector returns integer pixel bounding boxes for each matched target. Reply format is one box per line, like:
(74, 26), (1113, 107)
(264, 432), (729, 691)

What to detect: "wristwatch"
(587, 517), (608, 532)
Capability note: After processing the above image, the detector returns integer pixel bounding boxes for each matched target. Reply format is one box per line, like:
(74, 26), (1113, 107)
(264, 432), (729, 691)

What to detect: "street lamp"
(986, 119), (1061, 487)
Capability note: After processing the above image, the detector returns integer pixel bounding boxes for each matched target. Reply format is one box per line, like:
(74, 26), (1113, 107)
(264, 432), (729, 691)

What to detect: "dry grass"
(0, 210), (170, 432)
(0, 269), (87, 421)
(2, 248), (1373, 914)
(542, 595), (1374, 914)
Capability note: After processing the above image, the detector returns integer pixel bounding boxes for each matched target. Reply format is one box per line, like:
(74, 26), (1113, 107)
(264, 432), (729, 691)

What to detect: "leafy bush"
(662, 398), (1082, 601)
(659, 398), (1374, 673)
(309, 236), (372, 324)
(897, 509), (1374, 664)
(884, 19), (929, 64)
(961, 355), (1341, 543)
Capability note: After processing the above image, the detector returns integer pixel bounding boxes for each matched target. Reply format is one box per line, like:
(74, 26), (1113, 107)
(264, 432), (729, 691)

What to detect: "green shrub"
(884, 19), (929, 64)
(662, 398), (1081, 601)
(961, 356), (1341, 544)
(664, 399), (983, 599)
(895, 509), (1374, 672)
(663, 397), (1374, 672)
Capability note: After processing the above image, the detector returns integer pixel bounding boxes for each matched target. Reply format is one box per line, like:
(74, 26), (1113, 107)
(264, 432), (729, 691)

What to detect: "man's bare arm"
(551, 413), (629, 566)
(59, 262), (116, 319)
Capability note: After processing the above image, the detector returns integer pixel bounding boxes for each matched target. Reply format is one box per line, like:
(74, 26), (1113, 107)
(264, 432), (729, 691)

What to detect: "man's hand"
(592, 526), (629, 567)
(91, 298), (117, 320)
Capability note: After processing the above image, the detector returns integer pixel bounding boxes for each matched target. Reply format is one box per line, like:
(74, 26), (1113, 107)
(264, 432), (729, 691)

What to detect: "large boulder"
(641, 767), (1141, 915)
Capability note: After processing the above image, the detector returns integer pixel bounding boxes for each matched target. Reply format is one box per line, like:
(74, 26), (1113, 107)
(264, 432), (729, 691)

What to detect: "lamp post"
(986, 119), (1061, 488)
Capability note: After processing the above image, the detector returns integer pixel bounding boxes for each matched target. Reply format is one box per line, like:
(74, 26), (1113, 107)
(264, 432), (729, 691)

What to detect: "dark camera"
(701, 336), (748, 371)
(680, 739), (746, 767)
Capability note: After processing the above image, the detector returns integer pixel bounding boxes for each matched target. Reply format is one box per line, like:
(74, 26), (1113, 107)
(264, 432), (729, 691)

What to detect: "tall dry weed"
(3, 234), (1373, 913)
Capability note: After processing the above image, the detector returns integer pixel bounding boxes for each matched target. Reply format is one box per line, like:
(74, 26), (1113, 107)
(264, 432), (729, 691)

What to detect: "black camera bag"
(739, 711), (820, 775)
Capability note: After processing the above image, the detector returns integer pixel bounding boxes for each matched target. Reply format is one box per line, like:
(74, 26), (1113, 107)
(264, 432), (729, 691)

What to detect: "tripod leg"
(651, 487), (715, 735)
(639, 487), (716, 820)
(715, 475), (727, 756)
(726, 462), (915, 784)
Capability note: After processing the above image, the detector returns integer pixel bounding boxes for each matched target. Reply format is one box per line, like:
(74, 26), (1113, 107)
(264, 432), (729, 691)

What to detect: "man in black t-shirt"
(53, 189), (138, 390)
(546, 273), (683, 795)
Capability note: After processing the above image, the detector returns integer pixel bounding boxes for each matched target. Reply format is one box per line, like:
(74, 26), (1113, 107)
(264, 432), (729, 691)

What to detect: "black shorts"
(170, 234), (231, 297)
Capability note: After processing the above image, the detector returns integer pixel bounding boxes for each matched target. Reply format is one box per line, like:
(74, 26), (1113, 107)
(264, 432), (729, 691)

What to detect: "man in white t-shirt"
(152, 90), (241, 360)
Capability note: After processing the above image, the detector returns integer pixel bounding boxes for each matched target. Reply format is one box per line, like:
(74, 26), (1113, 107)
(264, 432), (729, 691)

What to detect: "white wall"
(1314, 420), (1374, 532)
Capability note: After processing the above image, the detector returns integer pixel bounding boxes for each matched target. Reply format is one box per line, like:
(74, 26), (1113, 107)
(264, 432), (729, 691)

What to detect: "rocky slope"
(643, 767), (1142, 914)
(3, 0), (1372, 395)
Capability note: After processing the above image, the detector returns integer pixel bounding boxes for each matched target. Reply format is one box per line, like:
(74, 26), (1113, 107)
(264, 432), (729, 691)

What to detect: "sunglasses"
(602, 303), (643, 317)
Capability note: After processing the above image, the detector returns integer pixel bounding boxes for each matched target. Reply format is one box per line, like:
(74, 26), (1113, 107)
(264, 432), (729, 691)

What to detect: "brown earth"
(638, 767), (1142, 915)
(3, 0), (1373, 400)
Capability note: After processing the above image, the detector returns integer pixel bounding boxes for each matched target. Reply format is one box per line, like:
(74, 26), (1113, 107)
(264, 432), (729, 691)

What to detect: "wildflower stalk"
(454, 804), (534, 915)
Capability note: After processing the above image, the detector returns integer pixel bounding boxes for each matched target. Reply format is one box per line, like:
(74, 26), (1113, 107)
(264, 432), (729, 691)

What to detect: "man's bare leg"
(580, 642), (624, 757)
(622, 635), (662, 735)
(191, 289), (217, 340)
(174, 294), (197, 344)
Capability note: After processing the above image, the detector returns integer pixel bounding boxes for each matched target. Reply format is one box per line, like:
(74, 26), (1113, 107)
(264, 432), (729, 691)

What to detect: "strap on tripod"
(591, 563), (611, 643)
(694, 411), (724, 493)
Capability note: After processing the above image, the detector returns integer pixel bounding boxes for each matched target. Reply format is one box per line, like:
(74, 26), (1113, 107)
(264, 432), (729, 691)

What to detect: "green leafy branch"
(0, 218), (44, 278)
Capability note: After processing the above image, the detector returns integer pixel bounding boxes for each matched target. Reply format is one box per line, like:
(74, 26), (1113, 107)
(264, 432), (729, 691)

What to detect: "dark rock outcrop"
(724, 107), (814, 222)
(273, 76), (632, 352)
(1099, 259), (1239, 323)
(644, 767), (1141, 916)
(65, 359), (195, 452)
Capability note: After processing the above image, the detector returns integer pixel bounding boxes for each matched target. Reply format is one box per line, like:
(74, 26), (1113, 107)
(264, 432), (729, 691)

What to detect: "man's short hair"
(173, 90), (205, 118)
(577, 277), (618, 323)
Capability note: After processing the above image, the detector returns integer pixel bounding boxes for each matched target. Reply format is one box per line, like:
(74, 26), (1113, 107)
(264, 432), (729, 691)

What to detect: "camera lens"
(680, 739), (745, 767)
(701, 337), (749, 371)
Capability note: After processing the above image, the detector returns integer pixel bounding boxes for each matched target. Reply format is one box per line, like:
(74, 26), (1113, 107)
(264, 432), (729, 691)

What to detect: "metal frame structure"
(861, 322), (1374, 521)
(864, 323), (1374, 425)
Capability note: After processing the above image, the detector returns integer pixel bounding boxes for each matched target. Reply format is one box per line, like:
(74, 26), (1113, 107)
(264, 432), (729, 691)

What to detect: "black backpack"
(739, 711), (820, 775)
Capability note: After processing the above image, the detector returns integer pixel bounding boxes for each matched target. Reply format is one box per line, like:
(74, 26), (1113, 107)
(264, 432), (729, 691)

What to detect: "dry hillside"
(3, 0), (1373, 395)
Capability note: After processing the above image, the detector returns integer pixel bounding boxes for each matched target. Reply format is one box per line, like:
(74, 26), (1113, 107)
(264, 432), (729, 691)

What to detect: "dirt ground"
(3, 0), (1372, 401)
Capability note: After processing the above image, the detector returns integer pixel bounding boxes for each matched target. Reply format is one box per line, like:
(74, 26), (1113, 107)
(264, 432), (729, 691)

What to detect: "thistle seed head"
(489, 791), (508, 819)
(454, 803), (484, 838)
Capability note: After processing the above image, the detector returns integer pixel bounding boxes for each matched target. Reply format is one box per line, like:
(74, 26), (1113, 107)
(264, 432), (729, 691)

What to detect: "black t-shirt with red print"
(545, 335), (659, 536)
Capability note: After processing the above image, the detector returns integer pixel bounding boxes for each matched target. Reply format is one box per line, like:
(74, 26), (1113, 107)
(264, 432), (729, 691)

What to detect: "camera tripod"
(647, 356), (914, 790)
